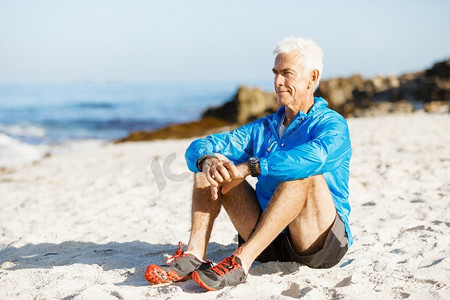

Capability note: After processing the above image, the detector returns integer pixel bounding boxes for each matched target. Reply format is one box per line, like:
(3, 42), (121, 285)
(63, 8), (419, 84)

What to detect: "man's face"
(272, 52), (310, 107)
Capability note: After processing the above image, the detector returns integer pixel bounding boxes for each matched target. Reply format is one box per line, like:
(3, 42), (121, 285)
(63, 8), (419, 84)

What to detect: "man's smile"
(276, 88), (289, 94)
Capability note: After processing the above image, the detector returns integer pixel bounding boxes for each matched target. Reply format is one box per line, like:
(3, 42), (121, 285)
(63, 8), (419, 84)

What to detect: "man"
(145, 37), (352, 291)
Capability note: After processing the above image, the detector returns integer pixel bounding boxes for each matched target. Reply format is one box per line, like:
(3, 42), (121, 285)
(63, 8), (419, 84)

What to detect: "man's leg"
(145, 173), (261, 285)
(190, 175), (336, 291)
(186, 172), (261, 259)
(237, 175), (336, 269)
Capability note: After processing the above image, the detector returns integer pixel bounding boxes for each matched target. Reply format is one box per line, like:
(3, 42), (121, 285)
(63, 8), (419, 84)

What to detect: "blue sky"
(0, 0), (449, 83)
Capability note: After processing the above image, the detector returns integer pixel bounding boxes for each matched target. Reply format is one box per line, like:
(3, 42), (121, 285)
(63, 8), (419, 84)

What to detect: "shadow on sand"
(0, 240), (238, 289)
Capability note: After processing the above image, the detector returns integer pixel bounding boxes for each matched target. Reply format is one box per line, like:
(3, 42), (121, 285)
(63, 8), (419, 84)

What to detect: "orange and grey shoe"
(191, 248), (247, 291)
(145, 242), (208, 285)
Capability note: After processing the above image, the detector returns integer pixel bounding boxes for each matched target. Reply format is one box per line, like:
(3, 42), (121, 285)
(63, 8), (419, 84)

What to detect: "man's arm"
(185, 121), (258, 173)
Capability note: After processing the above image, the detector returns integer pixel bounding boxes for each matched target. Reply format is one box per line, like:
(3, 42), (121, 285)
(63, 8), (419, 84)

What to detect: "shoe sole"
(145, 265), (189, 285)
(191, 271), (217, 291)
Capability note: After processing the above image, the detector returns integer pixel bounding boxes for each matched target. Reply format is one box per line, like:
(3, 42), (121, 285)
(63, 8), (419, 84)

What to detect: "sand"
(0, 112), (449, 299)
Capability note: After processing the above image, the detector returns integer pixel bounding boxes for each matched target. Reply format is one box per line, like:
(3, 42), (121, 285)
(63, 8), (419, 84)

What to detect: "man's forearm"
(237, 160), (260, 178)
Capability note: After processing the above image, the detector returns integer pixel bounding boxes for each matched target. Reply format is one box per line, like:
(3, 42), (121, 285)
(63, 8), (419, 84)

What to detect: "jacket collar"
(271, 97), (328, 125)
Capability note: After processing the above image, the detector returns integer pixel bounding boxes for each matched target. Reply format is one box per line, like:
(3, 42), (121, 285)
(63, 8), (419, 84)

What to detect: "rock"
(115, 117), (234, 142)
(426, 59), (450, 79)
(316, 74), (364, 110)
(117, 86), (276, 142)
(396, 59), (450, 102)
(203, 86), (277, 124)
(352, 100), (414, 117)
(423, 59), (450, 101)
(424, 101), (450, 113)
(316, 58), (450, 117)
(391, 100), (415, 114)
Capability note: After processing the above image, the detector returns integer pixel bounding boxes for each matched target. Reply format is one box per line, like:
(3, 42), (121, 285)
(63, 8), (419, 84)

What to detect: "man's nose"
(274, 74), (284, 86)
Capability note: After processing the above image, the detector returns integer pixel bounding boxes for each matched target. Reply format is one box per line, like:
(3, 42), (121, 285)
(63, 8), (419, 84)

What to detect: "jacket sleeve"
(259, 115), (352, 181)
(185, 121), (257, 172)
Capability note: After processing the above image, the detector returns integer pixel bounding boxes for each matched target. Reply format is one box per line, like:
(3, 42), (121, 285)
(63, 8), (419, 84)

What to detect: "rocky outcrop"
(203, 59), (450, 122)
(424, 101), (450, 113)
(315, 74), (366, 110)
(203, 86), (278, 124)
(316, 58), (450, 117)
(350, 100), (414, 117)
(117, 58), (449, 142)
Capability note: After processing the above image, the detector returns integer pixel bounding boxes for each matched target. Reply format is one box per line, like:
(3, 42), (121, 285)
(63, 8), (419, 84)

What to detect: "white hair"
(273, 37), (324, 89)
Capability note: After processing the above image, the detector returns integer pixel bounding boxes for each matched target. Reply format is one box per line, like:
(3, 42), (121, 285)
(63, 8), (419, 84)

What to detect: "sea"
(0, 81), (272, 166)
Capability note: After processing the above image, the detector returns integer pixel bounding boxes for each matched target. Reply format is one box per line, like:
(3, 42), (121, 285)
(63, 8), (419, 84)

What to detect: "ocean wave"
(0, 133), (48, 166)
(0, 124), (46, 138)
(0, 133), (105, 167)
(0, 118), (168, 144)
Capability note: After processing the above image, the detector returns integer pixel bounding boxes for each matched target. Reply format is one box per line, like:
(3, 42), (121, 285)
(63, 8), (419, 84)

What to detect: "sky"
(0, 0), (449, 83)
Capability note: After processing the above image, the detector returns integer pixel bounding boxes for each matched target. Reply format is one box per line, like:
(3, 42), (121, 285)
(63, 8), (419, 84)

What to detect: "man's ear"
(311, 69), (319, 83)
(308, 69), (319, 89)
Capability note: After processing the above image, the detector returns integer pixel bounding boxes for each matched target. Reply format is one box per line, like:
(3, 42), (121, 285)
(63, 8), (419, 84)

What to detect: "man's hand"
(201, 154), (232, 200)
(220, 162), (251, 195)
(200, 154), (250, 200)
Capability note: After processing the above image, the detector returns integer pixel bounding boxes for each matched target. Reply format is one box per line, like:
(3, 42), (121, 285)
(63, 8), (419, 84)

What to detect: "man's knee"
(194, 172), (210, 189)
(277, 175), (324, 190)
(277, 175), (333, 210)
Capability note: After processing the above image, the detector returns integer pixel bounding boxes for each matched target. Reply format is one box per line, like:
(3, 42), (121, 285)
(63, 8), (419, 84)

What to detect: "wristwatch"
(247, 157), (260, 177)
(197, 155), (217, 172)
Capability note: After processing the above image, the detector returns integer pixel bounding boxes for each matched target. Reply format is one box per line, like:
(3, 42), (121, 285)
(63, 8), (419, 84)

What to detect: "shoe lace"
(165, 241), (185, 264)
(211, 248), (242, 277)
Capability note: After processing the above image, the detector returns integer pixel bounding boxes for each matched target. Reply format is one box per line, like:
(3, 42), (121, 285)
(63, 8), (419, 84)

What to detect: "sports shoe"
(191, 248), (247, 291)
(145, 242), (208, 285)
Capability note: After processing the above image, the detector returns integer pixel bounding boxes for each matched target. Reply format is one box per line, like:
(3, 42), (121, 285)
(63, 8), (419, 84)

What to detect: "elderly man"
(145, 37), (352, 291)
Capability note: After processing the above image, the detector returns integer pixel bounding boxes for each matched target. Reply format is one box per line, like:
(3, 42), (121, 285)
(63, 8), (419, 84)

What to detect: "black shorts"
(238, 215), (348, 269)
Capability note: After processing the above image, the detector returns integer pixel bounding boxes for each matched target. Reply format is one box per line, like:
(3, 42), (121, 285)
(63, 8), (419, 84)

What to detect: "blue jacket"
(185, 97), (353, 246)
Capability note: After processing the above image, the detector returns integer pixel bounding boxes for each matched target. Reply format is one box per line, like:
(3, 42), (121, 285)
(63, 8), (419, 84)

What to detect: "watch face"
(248, 157), (259, 177)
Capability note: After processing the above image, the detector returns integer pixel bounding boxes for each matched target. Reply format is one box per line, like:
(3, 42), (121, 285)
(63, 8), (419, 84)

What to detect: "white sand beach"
(0, 112), (449, 299)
